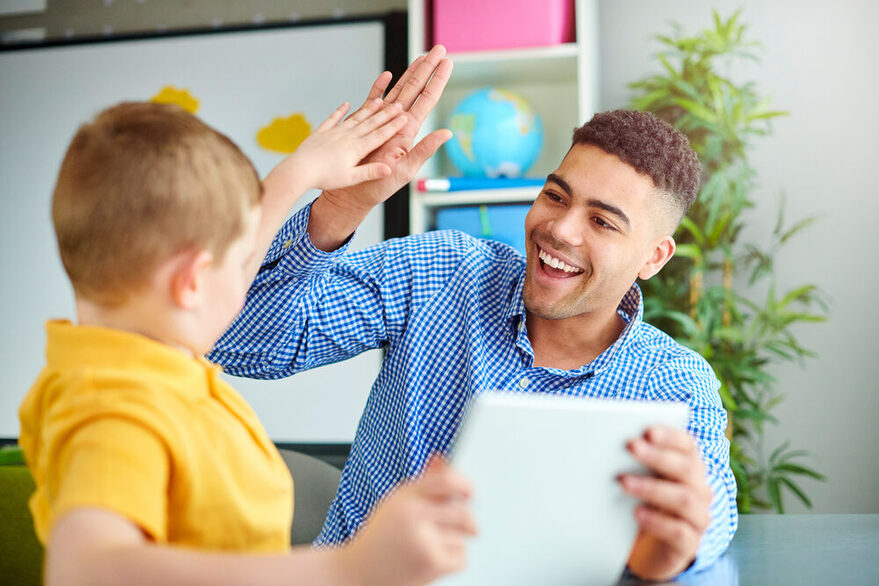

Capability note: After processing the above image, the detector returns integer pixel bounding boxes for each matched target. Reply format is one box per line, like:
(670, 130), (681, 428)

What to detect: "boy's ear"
(169, 250), (214, 309)
(638, 235), (676, 281)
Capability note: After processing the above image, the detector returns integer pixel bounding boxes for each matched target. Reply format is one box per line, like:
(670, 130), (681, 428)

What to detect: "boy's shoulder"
(21, 321), (209, 439)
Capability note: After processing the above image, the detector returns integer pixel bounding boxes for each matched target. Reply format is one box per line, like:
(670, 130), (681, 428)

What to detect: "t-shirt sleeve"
(49, 417), (170, 542)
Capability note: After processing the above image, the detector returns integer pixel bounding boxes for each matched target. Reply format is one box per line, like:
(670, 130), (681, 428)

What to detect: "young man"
(19, 94), (478, 586)
(212, 109), (738, 581)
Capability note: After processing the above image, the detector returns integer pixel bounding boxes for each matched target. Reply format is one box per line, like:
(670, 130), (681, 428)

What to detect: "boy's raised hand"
(330, 45), (454, 202)
(275, 99), (408, 193)
(340, 456), (476, 586)
(304, 45), (454, 251)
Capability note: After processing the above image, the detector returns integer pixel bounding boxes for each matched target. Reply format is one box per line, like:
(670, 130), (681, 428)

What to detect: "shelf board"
(414, 186), (540, 207)
(445, 43), (579, 86)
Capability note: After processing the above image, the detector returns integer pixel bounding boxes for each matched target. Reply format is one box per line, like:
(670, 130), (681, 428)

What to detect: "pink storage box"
(431, 0), (575, 53)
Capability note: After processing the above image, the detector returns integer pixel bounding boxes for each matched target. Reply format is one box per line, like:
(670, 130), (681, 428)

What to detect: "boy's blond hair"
(52, 101), (263, 307)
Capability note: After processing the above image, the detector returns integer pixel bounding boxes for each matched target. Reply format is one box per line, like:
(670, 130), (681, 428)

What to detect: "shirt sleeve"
(209, 203), (413, 379)
(49, 417), (170, 542)
(644, 352), (739, 576)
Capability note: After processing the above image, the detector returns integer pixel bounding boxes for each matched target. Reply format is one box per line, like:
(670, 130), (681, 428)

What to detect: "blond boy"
(19, 76), (474, 584)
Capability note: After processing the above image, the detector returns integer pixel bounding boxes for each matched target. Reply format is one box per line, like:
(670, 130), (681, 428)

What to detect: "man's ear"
(638, 235), (676, 281)
(169, 249), (213, 309)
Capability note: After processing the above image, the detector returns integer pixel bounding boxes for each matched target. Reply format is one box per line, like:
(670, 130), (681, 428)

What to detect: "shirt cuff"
(261, 202), (354, 278)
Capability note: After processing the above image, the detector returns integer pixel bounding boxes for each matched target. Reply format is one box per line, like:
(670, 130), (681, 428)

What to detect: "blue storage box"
(434, 204), (531, 256)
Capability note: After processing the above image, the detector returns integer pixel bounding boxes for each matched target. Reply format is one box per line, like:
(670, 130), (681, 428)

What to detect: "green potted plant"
(628, 10), (827, 513)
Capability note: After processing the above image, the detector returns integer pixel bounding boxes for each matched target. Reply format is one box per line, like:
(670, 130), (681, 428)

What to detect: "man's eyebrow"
(588, 199), (630, 228)
(546, 173), (631, 228)
(546, 173), (572, 195)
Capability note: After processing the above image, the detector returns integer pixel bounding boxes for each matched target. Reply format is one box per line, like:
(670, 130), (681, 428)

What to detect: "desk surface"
(619, 514), (879, 585)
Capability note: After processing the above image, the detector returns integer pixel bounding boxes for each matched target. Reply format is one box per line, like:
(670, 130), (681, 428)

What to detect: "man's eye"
(544, 191), (563, 203)
(593, 216), (616, 231)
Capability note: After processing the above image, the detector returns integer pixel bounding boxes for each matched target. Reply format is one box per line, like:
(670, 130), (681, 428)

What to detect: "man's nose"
(548, 210), (584, 248)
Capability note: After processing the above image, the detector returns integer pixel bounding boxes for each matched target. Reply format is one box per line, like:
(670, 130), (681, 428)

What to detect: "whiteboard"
(0, 21), (387, 442)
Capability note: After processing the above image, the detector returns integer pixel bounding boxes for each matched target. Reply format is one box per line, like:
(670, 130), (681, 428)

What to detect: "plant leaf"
(778, 477), (813, 509)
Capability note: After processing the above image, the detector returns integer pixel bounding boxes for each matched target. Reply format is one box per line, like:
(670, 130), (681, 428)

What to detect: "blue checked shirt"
(210, 203), (738, 574)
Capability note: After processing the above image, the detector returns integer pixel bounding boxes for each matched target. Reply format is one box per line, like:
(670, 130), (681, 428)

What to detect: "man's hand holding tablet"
(622, 426), (714, 581)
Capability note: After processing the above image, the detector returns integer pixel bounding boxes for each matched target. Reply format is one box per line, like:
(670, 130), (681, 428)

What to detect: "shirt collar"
(44, 320), (215, 400)
(505, 270), (527, 323)
(505, 275), (645, 374)
(590, 283), (643, 373)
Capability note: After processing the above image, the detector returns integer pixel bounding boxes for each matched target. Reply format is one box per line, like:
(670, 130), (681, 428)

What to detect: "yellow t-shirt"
(18, 320), (293, 552)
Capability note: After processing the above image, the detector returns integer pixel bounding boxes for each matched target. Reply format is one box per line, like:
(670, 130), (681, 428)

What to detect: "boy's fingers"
(316, 102), (351, 131)
(436, 537), (469, 572)
(342, 98), (383, 126)
(408, 58), (453, 124)
(353, 103), (403, 135)
(348, 162), (392, 185)
(417, 461), (472, 501)
(433, 501), (478, 535)
(355, 114), (408, 155)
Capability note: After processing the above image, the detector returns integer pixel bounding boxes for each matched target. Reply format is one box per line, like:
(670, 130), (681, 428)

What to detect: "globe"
(445, 87), (544, 178)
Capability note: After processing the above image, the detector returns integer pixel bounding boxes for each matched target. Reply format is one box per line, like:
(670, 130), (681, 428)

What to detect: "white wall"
(0, 21), (386, 443)
(598, 0), (879, 513)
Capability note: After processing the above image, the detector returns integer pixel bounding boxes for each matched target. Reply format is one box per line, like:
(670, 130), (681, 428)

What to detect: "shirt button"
(282, 239), (293, 250)
(518, 320), (525, 331)
(518, 376), (530, 389)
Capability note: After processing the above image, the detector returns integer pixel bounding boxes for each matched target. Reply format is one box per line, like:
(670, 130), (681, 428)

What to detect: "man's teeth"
(539, 249), (582, 273)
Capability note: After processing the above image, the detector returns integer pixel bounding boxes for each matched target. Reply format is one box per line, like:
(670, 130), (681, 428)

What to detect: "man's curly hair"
(572, 110), (702, 225)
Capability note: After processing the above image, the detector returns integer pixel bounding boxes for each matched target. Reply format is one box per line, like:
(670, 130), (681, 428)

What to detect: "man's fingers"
(383, 55), (424, 104)
(316, 102), (351, 131)
(401, 128), (453, 173)
(628, 436), (704, 484)
(364, 70), (393, 103)
(345, 69), (390, 121)
(633, 505), (702, 557)
(620, 475), (711, 531)
(386, 45), (447, 109)
(408, 58), (453, 124)
(645, 426), (701, 454)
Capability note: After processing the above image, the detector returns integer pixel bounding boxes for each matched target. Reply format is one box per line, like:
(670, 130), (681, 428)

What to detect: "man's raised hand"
(308, 45), (454, 250)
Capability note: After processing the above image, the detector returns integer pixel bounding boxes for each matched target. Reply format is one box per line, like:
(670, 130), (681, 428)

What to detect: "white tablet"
(437, 391), (689, 586)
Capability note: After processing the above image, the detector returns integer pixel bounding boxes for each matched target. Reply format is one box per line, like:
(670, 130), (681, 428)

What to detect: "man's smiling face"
(522, 143), (676, 321)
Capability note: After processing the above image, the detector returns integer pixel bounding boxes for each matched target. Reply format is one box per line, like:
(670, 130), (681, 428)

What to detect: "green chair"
(0, 446), (44, 586)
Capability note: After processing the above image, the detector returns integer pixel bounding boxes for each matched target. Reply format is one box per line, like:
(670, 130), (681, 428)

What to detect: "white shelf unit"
(409, 186), (540, 242)
(406, 0), (599, 234)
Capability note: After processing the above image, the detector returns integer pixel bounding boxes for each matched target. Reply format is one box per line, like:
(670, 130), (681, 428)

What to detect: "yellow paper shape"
(257, 113), (311, 154)
(151, 86), (200, 114)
